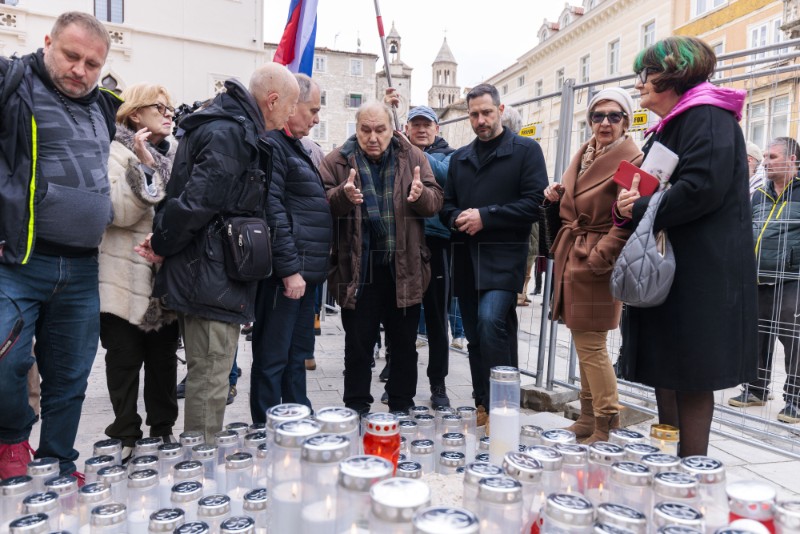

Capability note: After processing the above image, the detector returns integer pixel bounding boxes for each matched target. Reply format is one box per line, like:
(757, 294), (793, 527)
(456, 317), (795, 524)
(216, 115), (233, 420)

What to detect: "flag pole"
(373, 0), (401, 131)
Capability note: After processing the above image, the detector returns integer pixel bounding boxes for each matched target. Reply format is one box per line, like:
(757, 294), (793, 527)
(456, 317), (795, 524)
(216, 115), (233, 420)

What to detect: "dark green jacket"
(753, 176), (800, 284)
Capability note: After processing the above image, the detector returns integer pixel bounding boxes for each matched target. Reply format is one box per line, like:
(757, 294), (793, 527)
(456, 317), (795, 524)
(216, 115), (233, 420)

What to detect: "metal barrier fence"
(436, 39), (800, 459)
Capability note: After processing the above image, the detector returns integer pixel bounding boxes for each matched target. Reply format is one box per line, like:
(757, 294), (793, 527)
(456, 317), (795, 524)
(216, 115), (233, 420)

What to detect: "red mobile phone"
(612, 160), (659, 196)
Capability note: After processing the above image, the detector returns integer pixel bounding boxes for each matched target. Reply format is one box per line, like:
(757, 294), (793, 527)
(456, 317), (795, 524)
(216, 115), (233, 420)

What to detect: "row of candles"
(2, 366), (800, 533)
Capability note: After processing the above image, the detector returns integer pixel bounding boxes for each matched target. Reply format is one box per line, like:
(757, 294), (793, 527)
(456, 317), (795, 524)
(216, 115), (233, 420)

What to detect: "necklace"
(53, 88), (97, 136)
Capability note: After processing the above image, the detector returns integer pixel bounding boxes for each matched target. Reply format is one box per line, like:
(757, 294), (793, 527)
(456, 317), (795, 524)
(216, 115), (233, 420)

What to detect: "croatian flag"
(273, 0), (319, 76)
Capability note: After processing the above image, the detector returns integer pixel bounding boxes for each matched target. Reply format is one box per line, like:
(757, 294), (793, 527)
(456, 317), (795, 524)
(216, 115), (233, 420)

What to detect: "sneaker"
(314, 314), (321, 336)
(430, 384), (451, 408)
(0, 441), (35, 479)
(450, 337), (465, 350)
(305, 358), (317, 371)
(778, 403), (800, 424)
(728, 390), (766, 408)
(379, 363), (390, 382)
(71, 471), (86, 488)
(381, 391), (389, 405)
(415, 338), (428, 348)
(241, 324), (253, 335)
(226, 385), (237, 406)
(121, 446), (134, 465)
(245, 333), (252, 342)
(476, 405), (488, 427)
(176, 377), (187, 399)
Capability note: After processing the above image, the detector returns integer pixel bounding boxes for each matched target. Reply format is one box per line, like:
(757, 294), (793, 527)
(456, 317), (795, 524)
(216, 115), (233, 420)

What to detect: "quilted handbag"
(609, 190), (675, 307)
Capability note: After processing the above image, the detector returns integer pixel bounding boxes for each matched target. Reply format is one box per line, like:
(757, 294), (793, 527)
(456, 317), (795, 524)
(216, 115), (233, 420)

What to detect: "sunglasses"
(143, 103), (175, 116)
(636, 68), (660, 85)
(590, 111), (626, 124)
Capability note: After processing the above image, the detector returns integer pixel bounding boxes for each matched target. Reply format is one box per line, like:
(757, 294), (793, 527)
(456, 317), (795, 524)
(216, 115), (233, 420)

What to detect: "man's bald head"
(249, 63), (300, 130)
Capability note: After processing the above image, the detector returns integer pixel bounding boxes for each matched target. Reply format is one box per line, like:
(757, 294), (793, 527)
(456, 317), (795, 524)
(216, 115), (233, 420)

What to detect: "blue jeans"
(250, 280), (315, 423)
(0, 253), (100, 475)
(459, 288), (518, 409)
(449, 297), (465, 338)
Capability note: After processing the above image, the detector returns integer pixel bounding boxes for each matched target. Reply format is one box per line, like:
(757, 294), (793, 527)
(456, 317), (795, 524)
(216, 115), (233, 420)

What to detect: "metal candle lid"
(220, 516), (256, 533)
(338, 455), (394, 491)
(179, 431), (205, 448)
(521, 424), (544, 440)
(192, 443), (217, 461)
(97, 465), (127, 484)
(525, 445), (564, 471)
(775, 500), (800, 531)
(26, 457), (59, 478)
(225, 452), (254, 470)
(435, 406), (455, 418)
(479, 436), (490, 451)
(543, 493), (594, 526)
(44, 475), (78, 495)
(541, 429), (577, 446)
(274, 418), (321, 448)
(174, 460), (203, 479)
(171, 480), (203, 502)
(409, 406), (431, 416)
(257, 443), (268, 459)
(396, 461), (423, 479)
(412, 506), (480, 534)
(390, 410), (412, 422)
(726, 480), (776, 521)
(266, 403), (312, 429)
(642, 453), (681, 473)
(249, 422), (266, 432)
(214, 430), (239, 448)
(243, 488), (268, 512)
(128, 454), (158, 473)
(370, 478), (431, 522)
(93, 438), (122, 455)
(225, 421), (250, 436)
(464, 461), (504, 485)
(128, 468), (159, 488)
(651, 424), (679, 441)
(442, 432), (465, 447)
(411, 439), (435, 455)
(597, 502), (647, 532)
(442, 414), (463, 425)
(653, 472), (698, 500)
(175, 521), (211, 534)
(399, 420), (419, 432)
(149, 508), (185, 532)
(490, 366), (520, 381)
(84, 455), (115, 474)
(316, 406), (359, 433)
(503, 452), (543, 484)
(588, 442), (626, 465)
(475, 453), (490, 462)
(593, 522), (637, 534)
(608, 428), (647, 446)
(456, 406), (477, 420)
(0, 475), (33, 496)
(22, 491), (58, 514)
(415, 414), (435, 427)
(301, 433), (350, 463)
(679, 456), (725, 484)
(135, 437), (163, 454)
(243, 432), (267, 451)
(198, 494), (231, 517)
(79, 482), (111, 503)
(653, 502), (704, 528)
(624, 443), (661, 462)
(610, 461), (651, 487)
(90, 502), (127, 526)
(656, 527), (702, 534)
(555, 443), (589, 465)
(157, 442), (183, 459)
(8, 513), (49, 533)
(477, 476), (522, 504)
(439, 451), (466, 468)
(365, 412), (399, 436)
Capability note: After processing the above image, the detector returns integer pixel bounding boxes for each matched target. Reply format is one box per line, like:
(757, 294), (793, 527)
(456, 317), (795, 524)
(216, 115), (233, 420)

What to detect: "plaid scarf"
(352, 139), (397, 265)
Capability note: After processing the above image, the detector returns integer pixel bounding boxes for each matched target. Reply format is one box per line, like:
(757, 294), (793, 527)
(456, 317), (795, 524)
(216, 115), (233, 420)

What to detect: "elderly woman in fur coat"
(98, 83), (178, 460)
(544, 87), (643, 444)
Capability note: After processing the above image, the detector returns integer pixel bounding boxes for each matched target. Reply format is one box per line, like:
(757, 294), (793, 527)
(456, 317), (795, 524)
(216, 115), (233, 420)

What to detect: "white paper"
(641, 141), (679, 186)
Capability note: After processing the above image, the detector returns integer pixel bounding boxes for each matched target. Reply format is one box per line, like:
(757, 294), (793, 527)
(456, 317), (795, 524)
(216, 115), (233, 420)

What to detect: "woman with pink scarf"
(615, 36), (758, 457)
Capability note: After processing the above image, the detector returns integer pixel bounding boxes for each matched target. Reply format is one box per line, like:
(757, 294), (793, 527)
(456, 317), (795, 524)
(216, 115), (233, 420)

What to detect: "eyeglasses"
(143, 103), (175, 116)
(636, 68), (659, 85)
(589, 111), (626, 124)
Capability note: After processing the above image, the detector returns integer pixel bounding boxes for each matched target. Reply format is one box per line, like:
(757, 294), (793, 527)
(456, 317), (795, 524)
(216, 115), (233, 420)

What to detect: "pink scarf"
(646, 81), (746, 136)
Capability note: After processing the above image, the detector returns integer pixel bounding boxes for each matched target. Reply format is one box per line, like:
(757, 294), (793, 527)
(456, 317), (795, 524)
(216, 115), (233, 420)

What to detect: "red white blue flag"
(273, 0), (319, 76)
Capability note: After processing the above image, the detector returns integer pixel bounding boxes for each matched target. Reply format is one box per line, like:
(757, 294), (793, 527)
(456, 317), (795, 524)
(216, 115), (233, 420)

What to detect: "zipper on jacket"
(22, 115), (37, 264)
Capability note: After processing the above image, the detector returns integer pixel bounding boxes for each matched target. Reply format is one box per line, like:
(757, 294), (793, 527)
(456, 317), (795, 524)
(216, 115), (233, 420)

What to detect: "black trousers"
(423, 236), (451, 387)
(341, 261), (420, 413)
(750, 282), (800, 404)
(100, 313), (180, 446)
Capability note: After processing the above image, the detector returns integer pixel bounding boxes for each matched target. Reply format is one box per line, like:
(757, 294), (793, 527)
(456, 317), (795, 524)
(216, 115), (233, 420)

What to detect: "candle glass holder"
(440, 414), (463, 436)
(456, 407), (478, 460)
(179, 431), (204, 461)
(93, 439), (123, 466)
(369, 477), (431, 534)
(679, 455), (727, 531)
(243, 432), (267, 460)
(476, 476), (523, 534)
(503, 451), (544, 531)
(84, 455), (116, 485)
(172, 460), (203, 486)
(642, 453), (681, 474)
(78, 482), (111, 528)
(488, 367), (521, 465)
(220, 515), (256, 534)
(335, 455), (394, 533)
(197, 494), (231, 533)
(26, 458), (59, 493)
(265, 403), (312, 446)
(225, 422), (250, 450)
(438, 451), (466, 475)
(409, 405), (430, 417)
(243, 488), (268, 534)
(190, 444), (218, 496)
(301, 434), (349, 505)
(21, 491), (58, 531)
(128, 455), (158, 477)
(363, 413), (401, 471)
(441, 433), (466, 456)
(463, 461), (504, 514)
(170, 480), (203, 522)
(652, 471), (700, 510)
(127, 469), (159, 533)
(0, 475), (34, 526)
(315, 406), (360, 458)
(434, 407), (456, 434)
(541, 429), (577, 447)
(608, 429), (647, 448)
(410, 439), (435, 475)
(587, 442), (625, 499)
(148, 508), (185, 533)
(225, 452), (254, 516)
(726, 480), (776, 533)
(623, 444), (661, 464)
(653, 501), (705, 531)
(555, 443), (589, 495)
(214, 431), (238, 493)
(596, 502), (647, 534)
(44, 475), (79, 532)
(270, 419), (321, 533)
(399, 421), (418, 448)
(520, 425), (544, 448)
(607, 461), (652, 515)
(414, 414), (435, 442)
(650, 425), (679, 456)
(97, 465), (128, 506)
(412, 506), (479, 534)
(525, 445), (565, 498)
(157, 443), (183, 508)
(89, 502), (127, 534)
(396, 461), (422, 479)
(254, 443), (268, 488)
(775, 500), (800, 534)
(134, 437), (163, 459)
(540, 493), (595, 534)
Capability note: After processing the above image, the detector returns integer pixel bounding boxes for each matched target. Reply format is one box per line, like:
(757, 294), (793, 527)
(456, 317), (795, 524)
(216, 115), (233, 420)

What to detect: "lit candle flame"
(326, 495), (333, 518)
(291, 482), (298, 499)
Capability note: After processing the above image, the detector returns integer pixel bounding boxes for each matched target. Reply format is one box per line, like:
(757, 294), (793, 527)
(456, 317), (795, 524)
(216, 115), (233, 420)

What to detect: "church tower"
(428, 37), (459, 112)
(375, 21), (413, 125)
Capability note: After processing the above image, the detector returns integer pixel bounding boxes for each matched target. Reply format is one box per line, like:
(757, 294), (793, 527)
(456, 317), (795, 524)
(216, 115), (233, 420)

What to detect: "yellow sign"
(630, 109), (650, 132)
(519, 122), (543, 141)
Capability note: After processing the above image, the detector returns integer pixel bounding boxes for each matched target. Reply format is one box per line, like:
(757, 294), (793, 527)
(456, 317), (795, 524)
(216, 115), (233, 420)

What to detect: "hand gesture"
(343, 169), (363, 205)
(133, 127), (156, 167)
(617, 173), (641, 218)
(455, 208), (484, 236)
(282, 272), (306, 300)
(407, 166), (423, 203)
(134, 233), (164, 264)
(384, 87), (400, 108)
(544, 183), (564, 202)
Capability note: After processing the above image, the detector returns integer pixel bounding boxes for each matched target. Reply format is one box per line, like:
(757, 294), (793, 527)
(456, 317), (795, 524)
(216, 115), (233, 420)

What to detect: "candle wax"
(489, 407), (520, 465)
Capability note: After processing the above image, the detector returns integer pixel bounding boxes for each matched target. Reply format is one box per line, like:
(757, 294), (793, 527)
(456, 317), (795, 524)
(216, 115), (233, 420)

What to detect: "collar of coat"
(455, 127), (516, 167)
(561, 135), (643, 198)
(114, 123), (175, 182)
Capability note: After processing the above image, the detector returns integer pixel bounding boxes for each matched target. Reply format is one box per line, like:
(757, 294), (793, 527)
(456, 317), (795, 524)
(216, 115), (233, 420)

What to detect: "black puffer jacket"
(265, 129), (332, 284)
(151, 80), (271, 324)
(752, 176), (800, 284)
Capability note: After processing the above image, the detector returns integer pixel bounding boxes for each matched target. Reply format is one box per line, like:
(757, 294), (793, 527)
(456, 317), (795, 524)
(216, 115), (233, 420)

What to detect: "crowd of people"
(0, 12), (792, 485)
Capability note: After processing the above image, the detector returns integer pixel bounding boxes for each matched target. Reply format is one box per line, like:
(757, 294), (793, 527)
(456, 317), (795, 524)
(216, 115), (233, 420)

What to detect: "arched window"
(101, 74), (121, 95)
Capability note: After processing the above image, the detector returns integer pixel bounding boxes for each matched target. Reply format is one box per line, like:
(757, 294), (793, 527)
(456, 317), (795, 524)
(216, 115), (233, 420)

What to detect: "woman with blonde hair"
(98, 83), (179, 461)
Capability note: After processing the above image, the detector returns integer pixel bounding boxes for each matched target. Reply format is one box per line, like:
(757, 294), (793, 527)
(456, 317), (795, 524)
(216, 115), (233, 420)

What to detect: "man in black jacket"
(440, 84), (547, 427)
(0, 12), (121, 480)
(250, 73), (331, 422)
(138, 63), (300, 441)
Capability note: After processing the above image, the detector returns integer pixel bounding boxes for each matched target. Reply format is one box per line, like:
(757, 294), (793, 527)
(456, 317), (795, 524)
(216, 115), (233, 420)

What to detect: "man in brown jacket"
(320, 101), (443, 413)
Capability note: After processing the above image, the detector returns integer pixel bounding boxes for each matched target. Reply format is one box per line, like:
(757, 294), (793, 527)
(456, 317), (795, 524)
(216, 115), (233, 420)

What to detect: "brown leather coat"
(320, 133), (443, 310)
(551, 136), (643, 331)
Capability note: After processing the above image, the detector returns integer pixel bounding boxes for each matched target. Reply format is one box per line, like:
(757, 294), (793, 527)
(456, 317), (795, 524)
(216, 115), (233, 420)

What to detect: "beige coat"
(99, 130), (176, 330)
(551, 136), (642, 331)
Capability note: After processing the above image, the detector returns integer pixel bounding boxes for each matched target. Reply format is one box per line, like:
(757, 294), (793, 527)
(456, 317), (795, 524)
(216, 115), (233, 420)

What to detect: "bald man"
(143, 63), (299, 441)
